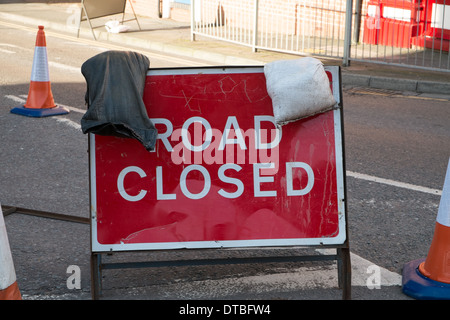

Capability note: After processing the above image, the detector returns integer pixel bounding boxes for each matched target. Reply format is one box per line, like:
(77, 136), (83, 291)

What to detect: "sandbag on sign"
(264, 57), (337, 126)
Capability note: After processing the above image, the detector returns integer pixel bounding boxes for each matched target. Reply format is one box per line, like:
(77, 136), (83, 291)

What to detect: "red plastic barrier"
(413, 0), (450, 51)
(362, 0), (426, 49)
(363, 0), (382, 45)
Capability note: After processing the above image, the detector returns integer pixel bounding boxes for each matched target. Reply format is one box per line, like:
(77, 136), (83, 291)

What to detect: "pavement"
(1, 1), (450, 97)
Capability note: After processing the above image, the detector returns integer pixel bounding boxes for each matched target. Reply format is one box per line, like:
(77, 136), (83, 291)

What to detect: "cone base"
(402, 259), (450, 300)
(10, 105), (69, 118)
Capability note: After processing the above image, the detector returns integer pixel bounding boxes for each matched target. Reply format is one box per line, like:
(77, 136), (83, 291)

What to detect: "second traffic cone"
(10, 26), (69, 118)
(402, 158), (450, 300)
(0, 203), (21, 300)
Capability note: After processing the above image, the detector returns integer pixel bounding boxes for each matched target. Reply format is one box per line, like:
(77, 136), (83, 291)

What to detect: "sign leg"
(90, 253), (102, 300)
(337, 247), (351, 299)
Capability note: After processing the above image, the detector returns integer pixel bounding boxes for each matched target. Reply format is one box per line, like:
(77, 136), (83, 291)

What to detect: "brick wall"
(127, 0), (161, 19)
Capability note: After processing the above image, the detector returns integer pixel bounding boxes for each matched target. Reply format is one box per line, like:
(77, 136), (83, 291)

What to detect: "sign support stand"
(77, 0), (142, 40)
(88, 65), (351, 300)
(90, 245), (351, 300)
(337, 247), (351, 299)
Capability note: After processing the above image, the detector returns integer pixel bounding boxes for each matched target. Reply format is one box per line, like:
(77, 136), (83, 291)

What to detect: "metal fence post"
(353, 0), (362, 43)
(252, 0), (259, 52)
(343, 0), (353, 66)
(191, 0), (196, 41)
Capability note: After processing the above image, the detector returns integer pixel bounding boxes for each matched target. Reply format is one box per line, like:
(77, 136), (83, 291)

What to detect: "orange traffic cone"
(0, 203), (21, 300)
(402, 158), (450, 299)
(10, 26), (69, 117)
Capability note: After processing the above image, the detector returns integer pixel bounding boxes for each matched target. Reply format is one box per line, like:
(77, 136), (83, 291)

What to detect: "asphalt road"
(1, 22), (450, 301)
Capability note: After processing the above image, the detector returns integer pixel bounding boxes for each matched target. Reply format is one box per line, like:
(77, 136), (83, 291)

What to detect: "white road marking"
(0, 48), (15, 54)
(0, 43), (19, 54)
(0, 43), (19, 48)
(347, 171), (442, 196)
(5, 94), (25, 104)
(54, 117), (81, 131)
(48, 61), (81, 74)
(317, 249), (402, 287)
(60, 105), (85, 114)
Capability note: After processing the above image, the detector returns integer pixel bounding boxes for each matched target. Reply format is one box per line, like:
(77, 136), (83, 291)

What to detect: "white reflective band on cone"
(30, 47), (50, 82)
(436, 158), (450, 227)
(0, 203), (16, 290)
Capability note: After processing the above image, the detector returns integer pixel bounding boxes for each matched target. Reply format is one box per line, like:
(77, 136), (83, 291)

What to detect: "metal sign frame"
(88, 65), (351, 299)
(77, 0), (141, 40)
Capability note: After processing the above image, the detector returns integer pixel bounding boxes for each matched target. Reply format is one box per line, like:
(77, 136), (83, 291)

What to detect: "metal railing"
(191, 0), (450, 72)
(191, 0), (348, 57)
(351, 0), (450, 71)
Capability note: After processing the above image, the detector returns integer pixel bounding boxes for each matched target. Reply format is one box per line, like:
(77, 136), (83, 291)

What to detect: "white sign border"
(90, 66), (347, 252)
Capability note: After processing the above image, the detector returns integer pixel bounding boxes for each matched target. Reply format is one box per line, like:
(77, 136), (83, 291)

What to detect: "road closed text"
(116, 115), (315, 202)
(117, 162), (315, 201)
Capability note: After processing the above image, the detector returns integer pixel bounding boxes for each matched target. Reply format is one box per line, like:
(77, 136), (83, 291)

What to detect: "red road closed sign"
(89, 66), (347, 252)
